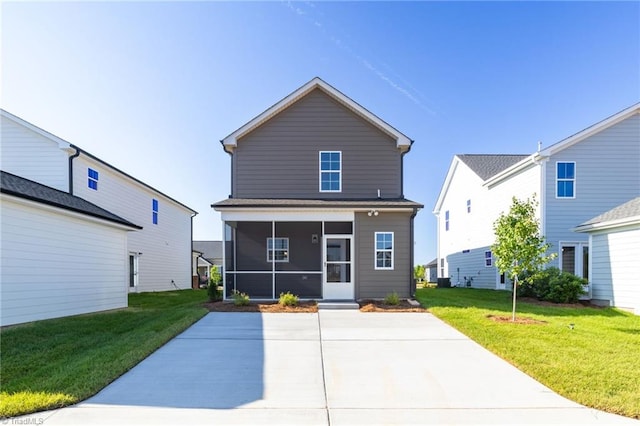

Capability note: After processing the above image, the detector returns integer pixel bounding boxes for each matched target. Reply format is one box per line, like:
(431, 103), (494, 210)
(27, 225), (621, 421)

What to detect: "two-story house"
(1, 109), (197, 297)
(212, 78), (422, 301)
(433, 103), (640, 304)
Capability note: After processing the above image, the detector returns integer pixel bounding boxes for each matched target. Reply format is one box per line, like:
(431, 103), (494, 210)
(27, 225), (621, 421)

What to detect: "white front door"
(322, 235), (354, 300)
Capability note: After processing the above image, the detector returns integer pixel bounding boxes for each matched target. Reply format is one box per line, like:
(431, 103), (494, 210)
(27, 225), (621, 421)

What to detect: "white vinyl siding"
(73, 156), (194, 292)
(1, 115), (70, 191)
(0, 195), (129, 326)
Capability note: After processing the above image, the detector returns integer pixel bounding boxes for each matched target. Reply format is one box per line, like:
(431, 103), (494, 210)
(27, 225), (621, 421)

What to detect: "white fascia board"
(1, 193), (140, 232)
(221, 77), (412, 152)
(1, 109), (73, 152)
(540, 103), (640, 157)
(433, 156), (459, 214)
(483, 155), (538, 188)
(573, 215), (640, 234)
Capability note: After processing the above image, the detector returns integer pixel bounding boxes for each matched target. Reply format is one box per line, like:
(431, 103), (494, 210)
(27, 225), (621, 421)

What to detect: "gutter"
(68, 147), (81, 195)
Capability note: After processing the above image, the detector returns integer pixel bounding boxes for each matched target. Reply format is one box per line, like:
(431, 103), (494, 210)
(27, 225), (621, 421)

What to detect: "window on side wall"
(484, 250), (492, 267)
(445, 210), (450, 231)
(319, 151), (341, 192)
(152, 199), (159, 225)
(556, 162), (575, 198)
(267, 237), (289, 262)
(88, 168), (99, 190)
(467, 199), (471, 213)
(375, 232), (394, 270)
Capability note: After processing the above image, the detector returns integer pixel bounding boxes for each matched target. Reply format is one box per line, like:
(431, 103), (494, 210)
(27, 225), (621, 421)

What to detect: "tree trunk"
(512, 275), (518, 321)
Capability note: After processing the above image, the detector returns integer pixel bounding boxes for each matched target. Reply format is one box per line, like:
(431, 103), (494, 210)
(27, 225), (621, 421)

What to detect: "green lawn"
(0, 290), (208, 418)
(415, 288), (640, 419)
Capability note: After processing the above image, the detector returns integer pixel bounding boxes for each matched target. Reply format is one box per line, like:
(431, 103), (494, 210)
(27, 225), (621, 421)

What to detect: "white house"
(1, 109), (197, 295)
(1, 171), (141, 326)
(574, 197), (640, 314)
(434, 103), (640, 296)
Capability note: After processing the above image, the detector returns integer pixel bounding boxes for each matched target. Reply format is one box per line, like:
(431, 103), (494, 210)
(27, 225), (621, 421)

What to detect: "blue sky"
(2, 1), (639, 264)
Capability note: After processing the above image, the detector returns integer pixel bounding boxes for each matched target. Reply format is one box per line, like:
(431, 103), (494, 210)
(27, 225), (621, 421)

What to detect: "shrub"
(232, 290), (250, 306)
(384, 292), (400, 305)
(521, 267), (586, 303)
(279, 292), (299, 306)
(207, 283), (222, 302)
(210, 265), (222, 287)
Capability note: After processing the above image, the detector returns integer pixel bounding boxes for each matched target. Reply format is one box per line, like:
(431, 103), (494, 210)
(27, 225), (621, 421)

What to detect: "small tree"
(414, 264), (426, 283)
(210, 265), (222, 286)
(491, 195), (555, 321)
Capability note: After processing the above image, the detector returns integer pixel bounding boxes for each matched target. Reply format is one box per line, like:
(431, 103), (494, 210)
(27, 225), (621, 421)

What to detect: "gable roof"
(192, 240), (223, 261)
(457, 154), (530, 181)
(221, 77), (413, 153)
(1, 171), (142, 230)
(574, 196), (640, 232)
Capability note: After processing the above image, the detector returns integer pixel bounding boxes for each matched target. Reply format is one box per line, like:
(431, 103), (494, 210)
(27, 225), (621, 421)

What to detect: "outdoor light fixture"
(367, 210), (379, 217)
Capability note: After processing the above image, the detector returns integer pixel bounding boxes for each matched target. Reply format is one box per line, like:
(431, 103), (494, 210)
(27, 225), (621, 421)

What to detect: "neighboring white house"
(434, 103), (640, 295)
(1, 171), (141, 326)
(574, 197), (640, 314)
(1, 109), (197, 294)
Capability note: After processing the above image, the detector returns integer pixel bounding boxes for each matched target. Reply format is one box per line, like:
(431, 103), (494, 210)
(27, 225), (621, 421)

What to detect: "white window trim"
(267, 237), (289, 263)
(319, 151), (342, 193)
(88, 168), (99, 190)
(374, 231), (394, 270)
(555, 161), (576, 199)
(484, 250), (493, 267)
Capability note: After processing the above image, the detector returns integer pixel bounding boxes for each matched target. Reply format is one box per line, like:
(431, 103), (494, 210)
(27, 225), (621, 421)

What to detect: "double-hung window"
(445, 210), (450, 231)
(467, 199), (471, 213)
(484, 250), (493, 267)
(152, 199), (159, 225)
(375, 232), (394, 270)
(319, 151), (341, 192)
(556, 162), (575, 198)
(88, 168), (99, 190)
(267, 237), (289, 262)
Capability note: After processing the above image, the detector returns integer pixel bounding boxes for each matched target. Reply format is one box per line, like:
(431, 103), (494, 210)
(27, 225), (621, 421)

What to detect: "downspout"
(191, 213), (196, 289)
(409, 208), (418, 297)
(68, 147), (81, 195)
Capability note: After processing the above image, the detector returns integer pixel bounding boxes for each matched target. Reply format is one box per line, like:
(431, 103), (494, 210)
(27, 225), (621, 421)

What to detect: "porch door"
(323, 235), (354, 300)
(128, 253), (139, 292)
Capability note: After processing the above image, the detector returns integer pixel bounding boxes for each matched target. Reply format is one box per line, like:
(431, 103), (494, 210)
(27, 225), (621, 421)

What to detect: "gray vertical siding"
(233, 89), (402, 199)
(355, 212), (412, 298)
(544, 114), (640, 265)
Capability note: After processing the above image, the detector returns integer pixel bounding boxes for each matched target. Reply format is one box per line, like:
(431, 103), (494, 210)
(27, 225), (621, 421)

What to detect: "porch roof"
(212, 198), (423, 210)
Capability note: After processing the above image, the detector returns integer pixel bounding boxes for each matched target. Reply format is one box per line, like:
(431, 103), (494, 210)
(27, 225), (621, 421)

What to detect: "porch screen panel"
(276, 274), (322, 299)
(275, 222), (322, 272)
(235, 273), (273, 298)
(225, 273), (235, 298)
(236, 222), (272, 271)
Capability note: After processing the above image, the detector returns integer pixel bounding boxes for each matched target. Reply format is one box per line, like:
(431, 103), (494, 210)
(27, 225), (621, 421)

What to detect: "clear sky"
(2, 1), (639, 264)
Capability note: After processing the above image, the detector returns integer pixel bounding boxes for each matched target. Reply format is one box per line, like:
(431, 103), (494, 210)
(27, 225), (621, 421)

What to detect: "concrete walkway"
(18, 311), (639, 425)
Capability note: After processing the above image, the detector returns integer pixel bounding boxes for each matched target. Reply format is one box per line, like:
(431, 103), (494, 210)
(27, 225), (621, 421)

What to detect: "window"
(375, 232), (394, 270)
(556, 162), (575, 198)
(267, 237), (289, 262)
(152, 199), (159, 224)
(319, 151), (341, 192)
(467, 199), (471, 213)
(445, 210), (450, 231)
(88, 168), (99, 190)
(484, 250), (493, 267)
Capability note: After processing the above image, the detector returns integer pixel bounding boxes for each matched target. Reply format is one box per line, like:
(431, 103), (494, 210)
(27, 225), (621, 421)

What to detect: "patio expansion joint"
(317, 312), (332, 426)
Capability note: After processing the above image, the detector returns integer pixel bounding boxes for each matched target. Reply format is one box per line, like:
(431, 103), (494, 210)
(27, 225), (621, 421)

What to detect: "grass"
(0, 289), (208, 418)
(415, 287), (640, 419)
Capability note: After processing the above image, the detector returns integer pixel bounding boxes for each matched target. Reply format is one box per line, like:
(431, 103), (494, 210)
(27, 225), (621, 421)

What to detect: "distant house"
(575, 197), (640, 314)
(212, 77), (422, 300)
(434, 103), (640, 294)
(1, 109), (197, 297)
(425, 258), (438, 283)
(1, 171), (140, 326)
(192, 240), (223, 286)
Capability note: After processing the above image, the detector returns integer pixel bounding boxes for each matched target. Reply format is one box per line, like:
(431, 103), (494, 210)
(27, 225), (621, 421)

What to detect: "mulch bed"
(486, 314), (547, 325)
(204, 299), (427, 313)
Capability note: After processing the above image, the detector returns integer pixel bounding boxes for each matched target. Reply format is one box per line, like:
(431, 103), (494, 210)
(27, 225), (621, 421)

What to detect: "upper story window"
(267, 237), (289, 262)
(445, 210), (450, 231)
(556, 162), (575, 198)
(466, 199), (471, 213)
(319, 151), (341, 192)
(152, 199), (159, 225)
(375, 232), (394, 270)
(88, 168), (99, 190)
(485, 250), (493, 267)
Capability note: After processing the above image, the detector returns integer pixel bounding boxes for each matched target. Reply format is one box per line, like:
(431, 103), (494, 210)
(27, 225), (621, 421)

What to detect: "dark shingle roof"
(579, 197), (640, 227)
(1, 171), (141, 229)
(457, 154), (529, 180)
(212, 198), (423, 209)
(193, 241), (222, 261)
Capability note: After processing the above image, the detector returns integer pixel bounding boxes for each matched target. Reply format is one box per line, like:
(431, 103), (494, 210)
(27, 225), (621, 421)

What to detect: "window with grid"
(152, 199), (159, 225)
(556, 162), (575, 198)
(375, 232), (394, 270)
(267, 237), (289, 262)
(319, 151), (341, 192)
(484, 250), (493, 267)
(445, 210), (450, 231)
(88, 168), (99, 190)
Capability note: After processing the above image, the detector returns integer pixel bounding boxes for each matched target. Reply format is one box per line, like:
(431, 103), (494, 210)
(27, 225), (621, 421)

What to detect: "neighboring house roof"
(221, 77), (413, 153)
(213, 198), (424, 209)
(574, 196), (640, 233)
(456, 154), (530, 181)
(192, 240), (223, 262)
(0, 109), (197, 215)
(426, 258), (438, 268)
(1, 170), (142, 230)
